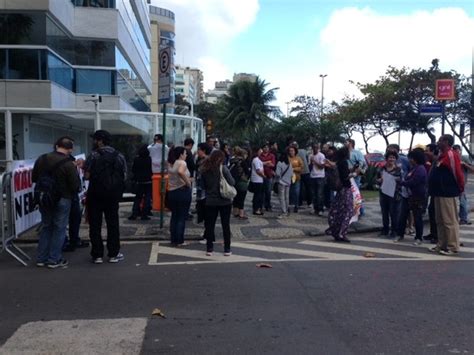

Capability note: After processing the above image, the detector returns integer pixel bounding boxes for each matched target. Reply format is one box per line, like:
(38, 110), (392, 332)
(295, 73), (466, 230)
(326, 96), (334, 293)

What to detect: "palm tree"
(217, 77), (281, 140)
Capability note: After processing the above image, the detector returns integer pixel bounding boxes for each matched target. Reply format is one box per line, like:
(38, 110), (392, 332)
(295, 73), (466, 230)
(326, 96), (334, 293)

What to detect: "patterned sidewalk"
(19, 189), (474, 242)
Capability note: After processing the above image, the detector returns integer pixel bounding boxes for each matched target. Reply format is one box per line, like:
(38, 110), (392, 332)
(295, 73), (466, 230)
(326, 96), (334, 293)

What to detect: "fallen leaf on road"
(364, 252), (376, 258)
(152, 308), (167, 318)
(256, 263), (273, 268)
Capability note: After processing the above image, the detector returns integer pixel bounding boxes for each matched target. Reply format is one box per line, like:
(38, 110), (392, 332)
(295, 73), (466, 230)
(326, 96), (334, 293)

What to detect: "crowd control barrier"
(0, 172), (31, 266)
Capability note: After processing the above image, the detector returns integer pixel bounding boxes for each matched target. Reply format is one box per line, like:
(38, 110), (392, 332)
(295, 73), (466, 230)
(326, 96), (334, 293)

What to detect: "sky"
(152, 0), (474, 151)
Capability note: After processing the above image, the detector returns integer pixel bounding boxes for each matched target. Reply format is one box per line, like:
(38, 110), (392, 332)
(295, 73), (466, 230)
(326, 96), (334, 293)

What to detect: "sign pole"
(160, 104), (166, 229)
(441, 101), (446, 136)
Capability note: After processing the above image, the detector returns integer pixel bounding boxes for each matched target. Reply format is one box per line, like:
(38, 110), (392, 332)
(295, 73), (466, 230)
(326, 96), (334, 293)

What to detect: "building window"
(48, 53), (74, 92)
(71, 0), (115, 8)
(0, 49), (5, 79)
(8, 49), (41, 80)
(76, 69), (115, 95)
(0, 13), (46, 45)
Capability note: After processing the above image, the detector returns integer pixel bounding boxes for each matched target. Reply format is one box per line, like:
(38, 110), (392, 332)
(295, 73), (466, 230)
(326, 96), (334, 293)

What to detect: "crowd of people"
(31, 129), (471, 269)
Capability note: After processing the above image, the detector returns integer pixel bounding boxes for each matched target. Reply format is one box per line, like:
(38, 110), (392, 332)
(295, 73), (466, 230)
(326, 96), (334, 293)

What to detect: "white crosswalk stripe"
(352, 237), (474, 253)
(148, 234), (474, 265)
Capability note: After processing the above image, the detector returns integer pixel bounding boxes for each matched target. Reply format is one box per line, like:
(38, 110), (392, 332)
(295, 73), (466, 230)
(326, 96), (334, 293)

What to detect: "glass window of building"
(0, 13), (46, 45)
(0, 49), (5, 79)
(76, 69), (115, 95)
(8, 49), (41, 80)
(71, 0), (115, 8)
(48, 53), (74, 92)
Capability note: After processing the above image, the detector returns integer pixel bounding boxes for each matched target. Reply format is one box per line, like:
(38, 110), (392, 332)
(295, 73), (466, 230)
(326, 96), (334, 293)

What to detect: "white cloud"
(319, 7), (474, 102)
(151, 0), (260, 90)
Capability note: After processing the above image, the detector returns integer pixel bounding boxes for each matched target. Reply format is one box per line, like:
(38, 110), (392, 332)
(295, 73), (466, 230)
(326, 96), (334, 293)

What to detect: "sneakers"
(109, 253), (124, 263)
(429, 246), (440, 253)
(460, 220), (472, 225)
(36, 261), (47, 267)
(206, 251), (213, 256)
(413, 239), (423, 246)
(47, 259), (69, 269)
(277, 214), (286, 219)
(393, 237), (404, 243)
(224, 251), (232, 256)
(93, 257), (104, 264)
(439, 249), (458, 256)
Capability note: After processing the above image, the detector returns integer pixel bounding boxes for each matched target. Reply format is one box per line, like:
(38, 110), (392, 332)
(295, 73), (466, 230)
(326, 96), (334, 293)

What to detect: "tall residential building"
(233, 73), (257, 83)
(205, 80), (233, 104)
(0, 0), (152, 158)
(205, 73), (257, 104)
(175, 66), (204, 105)
(149, 5), (175, 113)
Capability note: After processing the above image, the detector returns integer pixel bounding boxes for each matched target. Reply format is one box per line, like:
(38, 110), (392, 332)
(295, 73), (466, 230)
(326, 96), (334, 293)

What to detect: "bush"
(361, 165), (379, 190)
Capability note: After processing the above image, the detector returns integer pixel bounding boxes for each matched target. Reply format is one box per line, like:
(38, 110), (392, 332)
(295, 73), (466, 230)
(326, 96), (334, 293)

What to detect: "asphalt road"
(1, 230), (474, 354)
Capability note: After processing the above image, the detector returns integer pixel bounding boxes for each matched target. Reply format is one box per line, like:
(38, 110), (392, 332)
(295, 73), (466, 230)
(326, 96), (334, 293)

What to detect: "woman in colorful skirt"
(326, 146), (354, 243)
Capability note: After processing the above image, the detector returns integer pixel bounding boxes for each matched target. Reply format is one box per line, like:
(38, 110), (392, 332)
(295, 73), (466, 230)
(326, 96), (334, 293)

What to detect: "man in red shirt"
(260, 143), (276, 211)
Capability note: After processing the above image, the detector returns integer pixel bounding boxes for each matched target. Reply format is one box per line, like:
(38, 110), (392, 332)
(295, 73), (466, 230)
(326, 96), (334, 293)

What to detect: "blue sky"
(155, 0), (473, 149)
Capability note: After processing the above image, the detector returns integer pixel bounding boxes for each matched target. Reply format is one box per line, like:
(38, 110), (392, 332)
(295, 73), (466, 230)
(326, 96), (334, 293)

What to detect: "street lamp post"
(319, 74), (327, 118)
(285, 101), (291, 117)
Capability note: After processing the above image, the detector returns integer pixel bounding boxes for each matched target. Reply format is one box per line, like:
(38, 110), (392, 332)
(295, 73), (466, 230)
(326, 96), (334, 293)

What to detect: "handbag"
(220, 165), (237, 199)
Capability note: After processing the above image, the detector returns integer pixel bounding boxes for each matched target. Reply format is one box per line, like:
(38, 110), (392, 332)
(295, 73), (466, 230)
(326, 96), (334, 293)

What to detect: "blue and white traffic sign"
(420, 104), (443, 116)
(159, 47), (173, 104)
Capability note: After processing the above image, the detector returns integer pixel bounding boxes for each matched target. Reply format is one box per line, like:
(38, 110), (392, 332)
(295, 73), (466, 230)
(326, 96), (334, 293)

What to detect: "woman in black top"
(326, 146), (354, 242)
(200, 150), (235, 256)
(129, 144), (153, 220)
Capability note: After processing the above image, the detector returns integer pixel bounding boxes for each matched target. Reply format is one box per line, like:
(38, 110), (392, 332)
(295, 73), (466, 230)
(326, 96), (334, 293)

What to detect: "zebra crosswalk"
(148, 226), (474, 265)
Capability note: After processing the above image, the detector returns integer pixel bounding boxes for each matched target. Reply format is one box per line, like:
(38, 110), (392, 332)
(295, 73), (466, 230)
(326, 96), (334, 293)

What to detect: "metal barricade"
(0, 172), (31, 266)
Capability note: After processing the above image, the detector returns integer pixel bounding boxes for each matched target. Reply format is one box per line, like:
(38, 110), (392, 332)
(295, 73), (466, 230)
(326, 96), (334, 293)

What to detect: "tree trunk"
(425, 129), (436, 144)
(445, 117), (473, 159)
(360, 126), (370, 154)
(409, 131), (415, 151)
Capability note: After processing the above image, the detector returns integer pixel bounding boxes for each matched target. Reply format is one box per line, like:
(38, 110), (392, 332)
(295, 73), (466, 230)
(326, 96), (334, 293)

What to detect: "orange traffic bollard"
(152, 173), (169, 211)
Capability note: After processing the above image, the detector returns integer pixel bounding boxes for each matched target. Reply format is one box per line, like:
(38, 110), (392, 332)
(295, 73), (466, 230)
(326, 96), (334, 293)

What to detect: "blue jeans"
(37, 198), (72, 263)
(289, 180), (301, 207)
(379, 193), (400, 235)
(168, 187), (192, 244)
(459, 193), (469, 222)
(311, 177), (325, 212)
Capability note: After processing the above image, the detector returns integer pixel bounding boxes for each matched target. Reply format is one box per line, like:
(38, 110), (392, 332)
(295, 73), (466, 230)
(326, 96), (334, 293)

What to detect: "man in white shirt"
(310, 144), (326, 216)
(148, 134), (169, 174)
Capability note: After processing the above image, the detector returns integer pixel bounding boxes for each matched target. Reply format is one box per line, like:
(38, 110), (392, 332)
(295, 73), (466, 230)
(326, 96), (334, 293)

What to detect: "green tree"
(217, 77), (281, 140)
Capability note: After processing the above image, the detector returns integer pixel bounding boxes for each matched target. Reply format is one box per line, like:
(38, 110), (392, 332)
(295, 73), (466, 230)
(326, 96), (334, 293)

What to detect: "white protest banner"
(11, 154), (87, 237)
(11, 159), (39, 236)
(349, 177), (363, 224)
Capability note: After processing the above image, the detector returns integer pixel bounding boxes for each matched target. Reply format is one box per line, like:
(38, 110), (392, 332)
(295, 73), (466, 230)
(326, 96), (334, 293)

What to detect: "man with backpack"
(32, 136), (81, 269)
(84, 130), (127, 264)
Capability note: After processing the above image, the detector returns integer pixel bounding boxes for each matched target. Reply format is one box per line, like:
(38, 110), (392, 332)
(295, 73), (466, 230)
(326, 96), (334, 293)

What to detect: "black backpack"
(89, 150), (125, 198)
(34, 155), (70, 210)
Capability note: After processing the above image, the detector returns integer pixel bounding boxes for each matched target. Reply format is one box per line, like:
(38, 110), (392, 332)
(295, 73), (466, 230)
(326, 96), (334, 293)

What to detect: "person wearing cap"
(84, 130), (127, 264)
